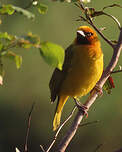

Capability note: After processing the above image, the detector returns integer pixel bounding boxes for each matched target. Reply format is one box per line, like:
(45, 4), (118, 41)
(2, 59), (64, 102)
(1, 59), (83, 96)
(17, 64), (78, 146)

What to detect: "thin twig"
(102, 12), (121, 30)
(114, 148), (122, 152)
(1, 40), (18, 55)
(84, 8), (115, 49)
(24, 102), (35, 152)
(111, 69), (122, 74)
(45, 106), (77, 152)
(24, 0), (34, 9)
(40, 145), (46, 152)
(80, 120), (99, 127)
(94, 144), (103, 152)
(102, 4), (122, 11)
(77, 3), (116, 48)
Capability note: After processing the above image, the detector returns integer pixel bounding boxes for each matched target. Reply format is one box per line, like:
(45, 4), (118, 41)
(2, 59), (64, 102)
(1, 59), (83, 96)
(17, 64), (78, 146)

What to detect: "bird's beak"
(77, 30), (85, 37)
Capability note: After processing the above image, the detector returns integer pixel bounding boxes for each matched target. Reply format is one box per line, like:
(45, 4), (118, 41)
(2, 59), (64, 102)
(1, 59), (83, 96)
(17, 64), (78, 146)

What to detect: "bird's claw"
(73, 98), (88, 117)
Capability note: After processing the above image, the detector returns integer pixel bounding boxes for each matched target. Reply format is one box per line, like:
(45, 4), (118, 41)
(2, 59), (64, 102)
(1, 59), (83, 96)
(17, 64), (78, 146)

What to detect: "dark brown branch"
(94, 144), (103, 152)
(24, 102), (35, 152)
(57, 28), (122, 152)
(111, 69), (122, 74)
(85, 12), (115, 49)
(80, 120), (99, 127)
(114, 148), (122, 152)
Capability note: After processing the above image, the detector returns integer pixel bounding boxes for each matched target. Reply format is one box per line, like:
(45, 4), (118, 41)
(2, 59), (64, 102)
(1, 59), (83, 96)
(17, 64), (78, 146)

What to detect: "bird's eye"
(85, 32), (93, 37)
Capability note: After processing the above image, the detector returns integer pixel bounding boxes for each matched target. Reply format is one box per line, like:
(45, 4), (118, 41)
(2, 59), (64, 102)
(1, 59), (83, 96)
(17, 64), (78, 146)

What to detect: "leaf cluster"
(0, 1), (64, 85)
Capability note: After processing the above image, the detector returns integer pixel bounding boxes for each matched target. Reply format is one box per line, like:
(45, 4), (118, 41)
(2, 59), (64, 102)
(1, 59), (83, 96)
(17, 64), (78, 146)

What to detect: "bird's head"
(76, 26), (99, 45)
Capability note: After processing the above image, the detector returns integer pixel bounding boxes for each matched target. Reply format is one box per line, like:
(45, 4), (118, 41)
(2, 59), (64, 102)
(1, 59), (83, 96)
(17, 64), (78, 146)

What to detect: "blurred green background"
(0, 0), (122, 151)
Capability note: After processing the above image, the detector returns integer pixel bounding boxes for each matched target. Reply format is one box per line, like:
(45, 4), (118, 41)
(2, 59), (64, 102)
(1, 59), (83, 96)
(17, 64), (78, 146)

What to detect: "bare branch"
(77, 5), (115, 48)
(102, 12), (121, 30)
(57, 27), (122, 152)
(85, 11), (115, 49)
(42, 106), (77, 152)
(80, 120), (99, 127)
(114, 148), (122, 152)
(111, 69), (122, 74)
(94, 144), (103, 152)
(40, 145), (46, 152)
(24, 0), (34, 9)
(24, 102), (35, 152)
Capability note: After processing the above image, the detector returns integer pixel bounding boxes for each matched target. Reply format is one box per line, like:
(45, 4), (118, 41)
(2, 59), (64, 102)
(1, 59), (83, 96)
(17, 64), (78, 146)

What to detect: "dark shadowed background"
(0, 0), (122, 151)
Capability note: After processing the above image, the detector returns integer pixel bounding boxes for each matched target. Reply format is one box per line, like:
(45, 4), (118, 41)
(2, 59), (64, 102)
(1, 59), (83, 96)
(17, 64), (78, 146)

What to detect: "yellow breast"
(59, 43), (103, 97)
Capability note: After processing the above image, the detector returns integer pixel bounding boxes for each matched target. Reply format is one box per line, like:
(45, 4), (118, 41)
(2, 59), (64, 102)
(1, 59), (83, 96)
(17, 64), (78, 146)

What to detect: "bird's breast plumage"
(59, 43), (103, 97)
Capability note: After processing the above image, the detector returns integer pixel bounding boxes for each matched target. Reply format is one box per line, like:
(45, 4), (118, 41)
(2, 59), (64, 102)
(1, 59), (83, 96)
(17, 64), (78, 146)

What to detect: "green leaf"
(0, 32), (14, 40)
(40, 42), (64, 70)
(12, 6), (35, 19)
(36, 3), (48, 14)
(0, 43), (3, 51)
(0, 4), (15, 15)
(15, 55), (22, 69)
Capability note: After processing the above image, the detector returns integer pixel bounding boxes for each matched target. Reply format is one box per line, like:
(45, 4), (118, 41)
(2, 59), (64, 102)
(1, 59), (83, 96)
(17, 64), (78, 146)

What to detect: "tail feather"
(53, 95), (69, 131)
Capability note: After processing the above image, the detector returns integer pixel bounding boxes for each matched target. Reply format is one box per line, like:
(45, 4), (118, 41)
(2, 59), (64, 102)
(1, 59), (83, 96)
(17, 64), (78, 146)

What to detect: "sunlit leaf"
(15, 55), (22, 69)
(81, 0), (91, 3)
(40, 42), (64, 70)
(0, 32), (14, 41)
(36, 3), (48, 14)
(0, 4), (15, 15)
(0, 43), (3, 51)
(33, 1), (38, 6)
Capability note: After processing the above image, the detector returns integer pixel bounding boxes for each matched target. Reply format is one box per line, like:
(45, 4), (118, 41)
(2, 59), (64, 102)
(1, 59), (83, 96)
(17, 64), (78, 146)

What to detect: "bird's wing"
(49, 45), (74, 103)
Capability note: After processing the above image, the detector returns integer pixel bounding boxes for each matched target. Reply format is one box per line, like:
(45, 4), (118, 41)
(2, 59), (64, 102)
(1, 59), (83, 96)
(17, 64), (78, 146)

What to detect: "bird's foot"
(73, 98), (88, 117)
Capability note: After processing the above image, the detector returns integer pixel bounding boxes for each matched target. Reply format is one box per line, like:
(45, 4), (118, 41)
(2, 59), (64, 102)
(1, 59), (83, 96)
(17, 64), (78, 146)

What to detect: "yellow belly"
(59, 45), (103, 97)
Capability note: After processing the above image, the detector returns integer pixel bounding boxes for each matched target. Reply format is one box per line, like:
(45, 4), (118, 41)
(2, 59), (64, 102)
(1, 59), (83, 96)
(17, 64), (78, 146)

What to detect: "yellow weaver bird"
(49, 26), (103, 131)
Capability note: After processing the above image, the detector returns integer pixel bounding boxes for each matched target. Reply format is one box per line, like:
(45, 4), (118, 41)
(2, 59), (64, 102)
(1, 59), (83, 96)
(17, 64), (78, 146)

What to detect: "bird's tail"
(53, 95), (69, 131)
